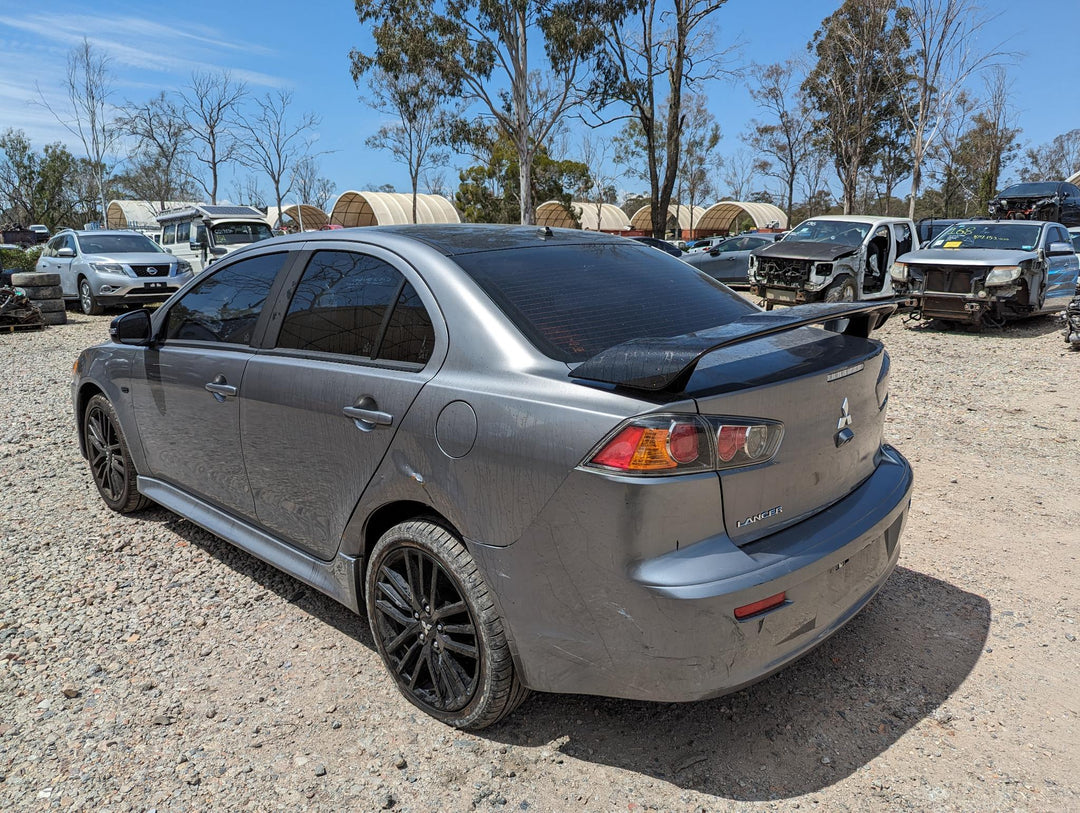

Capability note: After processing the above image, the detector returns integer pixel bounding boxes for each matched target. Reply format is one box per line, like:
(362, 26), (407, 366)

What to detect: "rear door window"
(165, 252), (286, 345)
(453, 242), (756, 362)
(275, 250), (435, 364)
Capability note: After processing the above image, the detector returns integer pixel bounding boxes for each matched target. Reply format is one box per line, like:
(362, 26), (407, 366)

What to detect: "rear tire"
(83, 394), (149, 513)
(366, 520), (529, 729)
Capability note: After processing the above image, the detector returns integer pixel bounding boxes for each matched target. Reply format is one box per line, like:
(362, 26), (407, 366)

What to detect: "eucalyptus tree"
(586, 0), (735, 237)
(896, 0), (1004, 219)
(351, 0), (605, 225)
(236, 90), (322, 222)
(180, 70), (247, 204)
(802, 0), (909, 214)
(36, 38), (119, 225)
(362, 67), (452, 223)
(745, 60), (812, 223)
(117, 92), (191, 209)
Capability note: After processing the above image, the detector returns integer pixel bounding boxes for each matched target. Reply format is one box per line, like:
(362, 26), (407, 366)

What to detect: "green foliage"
(0, 130), (95, 231)
(0, 246), (43, 273)
(1020, 129), (1080, 183)
(454, 127), (587, 223)
(802, 0), (910, 213)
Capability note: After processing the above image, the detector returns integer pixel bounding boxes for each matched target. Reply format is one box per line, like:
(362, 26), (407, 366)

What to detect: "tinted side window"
(162, 224), (175, 245)
(379, 282), (434, 364)
(276, 250), (434, 363)
(165, 253), (286, 345)
(64, 235), (78, 254)
(1051, 225), (1070, 244)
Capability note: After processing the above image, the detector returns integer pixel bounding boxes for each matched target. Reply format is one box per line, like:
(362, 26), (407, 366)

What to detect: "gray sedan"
(73, 226), (912, 729)
(684, 233), (783, 285)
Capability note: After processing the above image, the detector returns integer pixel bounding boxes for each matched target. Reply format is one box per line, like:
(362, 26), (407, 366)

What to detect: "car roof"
(255, 224), (628, 257)
(799, 215), (908, 225)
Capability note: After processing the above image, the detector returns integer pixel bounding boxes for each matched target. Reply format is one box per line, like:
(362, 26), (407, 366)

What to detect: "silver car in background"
(36, 229), (193, 314)
(72, 226), (912, 729)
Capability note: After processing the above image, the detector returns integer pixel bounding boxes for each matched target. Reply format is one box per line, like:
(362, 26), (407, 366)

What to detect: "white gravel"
(1, 310), (1077, 811)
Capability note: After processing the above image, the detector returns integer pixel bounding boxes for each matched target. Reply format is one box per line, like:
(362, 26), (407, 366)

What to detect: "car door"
(128, 249), (292, 519)
(1044, 224), (1079, 308)
(46, 235), (78, 296)
(239, 245), (445, 560)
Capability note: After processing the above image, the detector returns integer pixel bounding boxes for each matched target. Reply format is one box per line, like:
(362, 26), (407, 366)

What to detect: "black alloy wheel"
(84, 394), (148, 513)
(366, 520), (528, 729)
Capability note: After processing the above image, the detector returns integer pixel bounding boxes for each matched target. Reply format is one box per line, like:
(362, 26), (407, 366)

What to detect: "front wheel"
(83, 394), (149, 513)
(366, 520), (528, 729)
(823, 274), (856, 332)
(79, 278), (103, 315)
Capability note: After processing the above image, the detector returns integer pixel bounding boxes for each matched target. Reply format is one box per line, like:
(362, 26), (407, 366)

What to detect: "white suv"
(36, 230), (194, 315)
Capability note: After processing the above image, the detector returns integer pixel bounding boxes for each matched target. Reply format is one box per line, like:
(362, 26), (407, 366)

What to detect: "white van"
(156, 204), (274, 272)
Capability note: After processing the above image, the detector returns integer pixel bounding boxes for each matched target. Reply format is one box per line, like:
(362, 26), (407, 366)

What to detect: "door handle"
(205, 375), (238, 402)
(343, 397), (393, 432)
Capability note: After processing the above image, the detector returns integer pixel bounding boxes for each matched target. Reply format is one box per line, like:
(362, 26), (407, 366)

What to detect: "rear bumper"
(467, 445), (913, 701)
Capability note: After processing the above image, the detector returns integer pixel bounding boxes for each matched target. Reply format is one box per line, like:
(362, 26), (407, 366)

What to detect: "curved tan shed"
(535, 201), (630, 231)
(697, 201), (788, 234)
(329, 191), (460, 227)
(629, 203), (710, 234)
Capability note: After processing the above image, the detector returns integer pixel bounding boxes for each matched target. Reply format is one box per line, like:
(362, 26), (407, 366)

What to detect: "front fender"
(73, 347), (144, 473)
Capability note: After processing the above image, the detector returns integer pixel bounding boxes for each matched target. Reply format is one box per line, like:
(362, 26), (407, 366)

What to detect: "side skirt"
(137, 476), (363, 614)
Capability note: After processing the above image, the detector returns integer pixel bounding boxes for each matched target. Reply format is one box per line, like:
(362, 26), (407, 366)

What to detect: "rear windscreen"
(452, 242), (756, 362)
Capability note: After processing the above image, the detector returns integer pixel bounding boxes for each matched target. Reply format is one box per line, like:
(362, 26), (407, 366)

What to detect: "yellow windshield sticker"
(943, 240), (962, 248)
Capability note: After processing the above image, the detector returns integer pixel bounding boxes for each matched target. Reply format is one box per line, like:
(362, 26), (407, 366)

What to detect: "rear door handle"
(205, 375), (238, 401)
(343, 397), (393, 432)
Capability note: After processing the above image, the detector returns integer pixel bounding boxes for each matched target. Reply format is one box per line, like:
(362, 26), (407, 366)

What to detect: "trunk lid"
(687, 327), (887, 545)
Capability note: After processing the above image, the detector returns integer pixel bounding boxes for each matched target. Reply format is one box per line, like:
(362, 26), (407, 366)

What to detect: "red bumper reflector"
(734, 591), (786, 619)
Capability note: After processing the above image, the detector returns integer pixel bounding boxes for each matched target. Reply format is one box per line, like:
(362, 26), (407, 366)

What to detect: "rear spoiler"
(570, 300), (902, 393)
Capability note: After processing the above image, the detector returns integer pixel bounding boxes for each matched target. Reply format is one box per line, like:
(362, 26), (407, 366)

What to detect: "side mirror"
(109, 309), (153, 346)
(210, 246), (227, 257)
(57, 247), (75, 258)
(1048, 241), (1074, 256)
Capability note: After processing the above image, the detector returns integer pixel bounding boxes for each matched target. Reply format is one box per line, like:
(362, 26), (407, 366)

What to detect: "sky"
(0, 0), (1076, 209)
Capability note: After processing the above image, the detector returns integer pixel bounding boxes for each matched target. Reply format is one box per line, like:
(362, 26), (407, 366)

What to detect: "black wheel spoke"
(374, 596), (413, 628)
(437, 651), (469, 699)
(439, 622), (474, 635)
(423, 649), (444, 704)
(440, 637), (478, 659)
(383, 622), (419, 654)
(432, 600), (467, 622)
(378, 568), (416, 614)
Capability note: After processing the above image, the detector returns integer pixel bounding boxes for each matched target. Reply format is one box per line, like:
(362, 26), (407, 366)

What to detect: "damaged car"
(988, 181), (1080, 227)
(890, 220), (1079, 328)
(748, 216), (918, 308)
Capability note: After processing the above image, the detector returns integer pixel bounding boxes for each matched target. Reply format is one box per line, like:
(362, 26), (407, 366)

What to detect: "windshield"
(928, 222), (1042, 251)
(77, 233), (164, 254)
(997, 182), (1061, 198)
(453, 242), (756, 363)
(211, 221), (273, 246)
(786, 220), (871, 246)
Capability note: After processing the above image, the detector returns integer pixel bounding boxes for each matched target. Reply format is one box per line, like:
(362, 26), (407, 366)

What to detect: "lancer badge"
(835, 398), (854, 447)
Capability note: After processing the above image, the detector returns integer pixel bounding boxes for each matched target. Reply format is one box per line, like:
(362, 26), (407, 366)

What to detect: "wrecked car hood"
(753, 240), (859, 262)
(896, 248), (1037, 266)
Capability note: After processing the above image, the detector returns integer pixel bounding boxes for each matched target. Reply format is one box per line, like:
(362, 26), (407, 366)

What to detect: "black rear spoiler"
(570, 300), (902, 393)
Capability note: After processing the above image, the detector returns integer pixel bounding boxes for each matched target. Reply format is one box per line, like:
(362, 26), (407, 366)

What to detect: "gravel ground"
(1, 310), (1077, 812)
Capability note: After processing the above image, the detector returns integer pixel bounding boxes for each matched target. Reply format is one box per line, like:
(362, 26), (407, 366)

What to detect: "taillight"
(583, 415), (783, 476)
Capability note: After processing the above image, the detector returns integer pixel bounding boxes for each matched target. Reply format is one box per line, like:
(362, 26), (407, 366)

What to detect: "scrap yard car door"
(239, 246), (444, 560)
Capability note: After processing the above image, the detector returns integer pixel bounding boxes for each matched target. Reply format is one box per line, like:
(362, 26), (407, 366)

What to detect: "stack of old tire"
(10, 271), (66, 326)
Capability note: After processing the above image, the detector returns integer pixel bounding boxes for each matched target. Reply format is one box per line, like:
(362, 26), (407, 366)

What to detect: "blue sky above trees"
(0, 0), (1074, 205)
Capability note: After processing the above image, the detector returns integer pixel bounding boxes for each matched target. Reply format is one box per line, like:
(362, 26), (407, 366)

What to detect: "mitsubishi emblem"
(835, 398), (854, 447)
